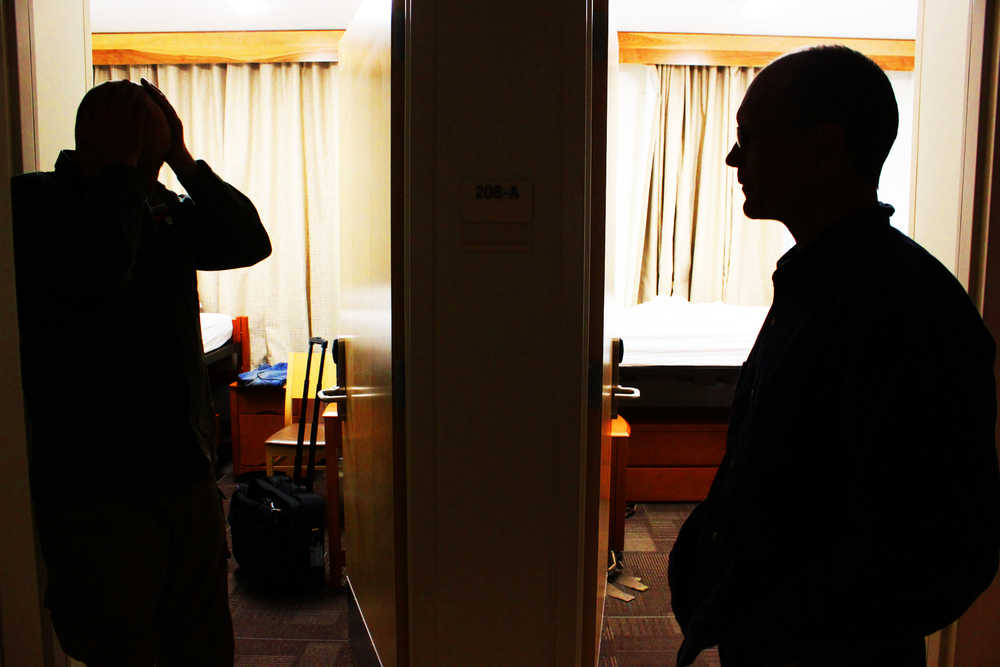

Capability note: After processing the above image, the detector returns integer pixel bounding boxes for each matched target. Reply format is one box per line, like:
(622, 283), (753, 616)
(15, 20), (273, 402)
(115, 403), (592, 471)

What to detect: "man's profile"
(11, 79), (271, 666)
(668, 46), (1000, 667)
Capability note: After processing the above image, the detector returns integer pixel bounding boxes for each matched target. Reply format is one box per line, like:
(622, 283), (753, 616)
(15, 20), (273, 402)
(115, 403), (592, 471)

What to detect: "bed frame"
(203, 316), (251, 372)
(619, 365), (739, 409)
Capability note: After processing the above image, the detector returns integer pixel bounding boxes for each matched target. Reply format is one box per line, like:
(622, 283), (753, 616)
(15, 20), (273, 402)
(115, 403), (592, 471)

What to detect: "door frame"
(0, 2), (48, 664)
(952, 1), (1000, 666)
(911, 0), (989, 289)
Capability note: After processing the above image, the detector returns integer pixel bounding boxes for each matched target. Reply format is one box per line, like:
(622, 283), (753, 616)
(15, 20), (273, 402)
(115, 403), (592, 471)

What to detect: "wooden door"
(337, 1), (407, 665)
(583, 0), (616, 663)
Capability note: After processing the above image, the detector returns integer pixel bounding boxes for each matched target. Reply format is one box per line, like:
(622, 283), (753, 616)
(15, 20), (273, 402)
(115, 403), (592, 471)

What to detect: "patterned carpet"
(599, 503), (721, 667)
(218, 468), (707, 666)
(218, 469), (356, 666)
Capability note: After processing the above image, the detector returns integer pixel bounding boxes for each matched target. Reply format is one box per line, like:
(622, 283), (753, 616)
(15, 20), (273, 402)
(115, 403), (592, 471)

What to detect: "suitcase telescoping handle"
(293, 337), (328, 489)
(304, 337), (329, 490)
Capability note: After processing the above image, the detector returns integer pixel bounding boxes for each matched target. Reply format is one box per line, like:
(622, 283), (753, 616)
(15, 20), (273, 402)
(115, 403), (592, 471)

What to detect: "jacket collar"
(54, 149), (149, 198)
(54, 149), (83, 182)
(772, 202), (895, 305)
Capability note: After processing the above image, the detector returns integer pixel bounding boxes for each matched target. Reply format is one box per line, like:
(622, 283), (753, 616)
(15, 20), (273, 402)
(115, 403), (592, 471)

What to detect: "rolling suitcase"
(228, 337), (329, 590)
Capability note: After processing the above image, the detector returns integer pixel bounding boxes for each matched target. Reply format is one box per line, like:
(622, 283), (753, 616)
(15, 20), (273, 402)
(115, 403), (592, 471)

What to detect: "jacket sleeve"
(165, 160), (271, 270)
(718, 296), (1000, 647)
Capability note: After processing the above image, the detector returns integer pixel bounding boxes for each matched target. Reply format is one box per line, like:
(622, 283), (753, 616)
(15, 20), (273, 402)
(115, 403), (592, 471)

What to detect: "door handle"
(613, 385), (640, 400)
(321, 338), (348, 420)
(317, 386), (346, 401)
(318, 385), (347, 420)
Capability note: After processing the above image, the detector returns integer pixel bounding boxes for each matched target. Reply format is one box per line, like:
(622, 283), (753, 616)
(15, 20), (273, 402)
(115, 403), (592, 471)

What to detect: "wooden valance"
(92, 30), (345, 65)
(93, 30), (915, 71)
(618, 33), (915, 71)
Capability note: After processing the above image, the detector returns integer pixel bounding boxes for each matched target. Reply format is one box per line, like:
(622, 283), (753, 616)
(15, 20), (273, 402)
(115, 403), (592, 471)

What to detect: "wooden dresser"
(621, 408), (728, 502)
(228, 383), (285, 475)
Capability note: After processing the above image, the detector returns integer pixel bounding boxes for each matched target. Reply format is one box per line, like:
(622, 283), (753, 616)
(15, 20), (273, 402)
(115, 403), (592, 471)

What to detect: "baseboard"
(346, 575), (382, 667)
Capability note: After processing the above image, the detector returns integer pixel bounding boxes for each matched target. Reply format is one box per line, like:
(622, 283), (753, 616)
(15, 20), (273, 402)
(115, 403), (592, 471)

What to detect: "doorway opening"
(19, 1), (377, 664)
(601, 3), (922, 664)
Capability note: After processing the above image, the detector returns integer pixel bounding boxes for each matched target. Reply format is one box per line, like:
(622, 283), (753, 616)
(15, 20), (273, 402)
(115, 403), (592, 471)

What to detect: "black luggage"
(228, 337), (329, 590)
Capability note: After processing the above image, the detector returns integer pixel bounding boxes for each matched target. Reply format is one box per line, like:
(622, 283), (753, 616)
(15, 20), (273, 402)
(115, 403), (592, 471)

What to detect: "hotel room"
(2, 0), (997, 665)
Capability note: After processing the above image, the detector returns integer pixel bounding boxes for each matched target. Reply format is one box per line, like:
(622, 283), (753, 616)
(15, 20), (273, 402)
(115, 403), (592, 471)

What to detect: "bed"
(614, 296), (768, 408)
(611, 297), (768, 501)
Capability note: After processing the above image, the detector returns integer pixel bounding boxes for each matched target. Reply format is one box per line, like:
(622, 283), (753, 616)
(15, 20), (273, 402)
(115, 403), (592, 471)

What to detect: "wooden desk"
(609, 416), (631, 556)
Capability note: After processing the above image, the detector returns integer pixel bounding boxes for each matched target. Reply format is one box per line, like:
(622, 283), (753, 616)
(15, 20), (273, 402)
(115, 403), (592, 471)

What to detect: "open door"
(337, 1), (407, 665)
(582, 1), (617, 663)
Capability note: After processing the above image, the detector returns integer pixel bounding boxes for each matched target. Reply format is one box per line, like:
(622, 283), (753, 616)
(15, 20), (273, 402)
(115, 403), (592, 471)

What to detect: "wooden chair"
(264, 350), (334, 476)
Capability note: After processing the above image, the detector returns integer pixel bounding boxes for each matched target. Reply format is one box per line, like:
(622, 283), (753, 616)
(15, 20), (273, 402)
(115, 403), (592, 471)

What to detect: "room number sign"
(474, 184), (521, 201)
(460, 181), (533, 223)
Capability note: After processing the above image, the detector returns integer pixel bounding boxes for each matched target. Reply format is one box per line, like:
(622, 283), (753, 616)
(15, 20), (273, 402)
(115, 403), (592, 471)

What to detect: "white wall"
(615, 0), (918, 38)
(910, 0), (987, 284)
(91, 0), (364, 32)
(90, 0), (917, 36)
(29, 0), (92, 170)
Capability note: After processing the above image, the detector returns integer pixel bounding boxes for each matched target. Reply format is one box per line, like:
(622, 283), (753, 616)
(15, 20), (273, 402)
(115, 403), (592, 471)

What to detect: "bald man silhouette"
(668, 46), (1000, 667)
(12, 80), (270, 666)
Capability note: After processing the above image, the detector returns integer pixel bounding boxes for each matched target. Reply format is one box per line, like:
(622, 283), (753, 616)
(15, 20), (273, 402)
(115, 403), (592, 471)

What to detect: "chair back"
(284, 350), (335, 426)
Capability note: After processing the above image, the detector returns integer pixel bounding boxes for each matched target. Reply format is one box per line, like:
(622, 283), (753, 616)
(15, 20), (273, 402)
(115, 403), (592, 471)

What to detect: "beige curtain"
(613, 64), (660, 310)
(624, 64), (792, 307)
(94, 64), (341, 365)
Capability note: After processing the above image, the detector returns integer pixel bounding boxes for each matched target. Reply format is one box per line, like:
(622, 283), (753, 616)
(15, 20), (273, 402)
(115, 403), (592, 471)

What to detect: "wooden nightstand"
(622, 408), (728, 502)
(229, 383), (284, 475)
(609, 416), (631, 557)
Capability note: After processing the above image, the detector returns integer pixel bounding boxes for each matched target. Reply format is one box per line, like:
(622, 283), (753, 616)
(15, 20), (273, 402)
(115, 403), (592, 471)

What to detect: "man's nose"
(725, 142), (740, 167)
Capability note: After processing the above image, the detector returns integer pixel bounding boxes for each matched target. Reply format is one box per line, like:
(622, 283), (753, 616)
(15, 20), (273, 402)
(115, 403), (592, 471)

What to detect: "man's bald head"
(75, 80), (171, 180)
(745, 45), (899, 186)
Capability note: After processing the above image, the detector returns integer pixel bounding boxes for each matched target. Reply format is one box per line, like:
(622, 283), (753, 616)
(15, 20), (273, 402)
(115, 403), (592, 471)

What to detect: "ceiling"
(90, 0), (917, 39)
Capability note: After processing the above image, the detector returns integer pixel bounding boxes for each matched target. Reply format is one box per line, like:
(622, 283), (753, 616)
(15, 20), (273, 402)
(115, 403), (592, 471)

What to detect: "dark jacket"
(668, 204), (1000, 665)
(12, 150), (271, 503)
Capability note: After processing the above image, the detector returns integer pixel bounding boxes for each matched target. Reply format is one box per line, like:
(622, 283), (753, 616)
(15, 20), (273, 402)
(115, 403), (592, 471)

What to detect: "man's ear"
(812, 121), (850, 175)
(814, 121), (847, 153)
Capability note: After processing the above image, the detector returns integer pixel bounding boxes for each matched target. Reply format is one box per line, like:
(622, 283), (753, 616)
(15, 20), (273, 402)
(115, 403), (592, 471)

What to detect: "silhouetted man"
(668, 46), (1000, 667)
(12, 80), (270, 665)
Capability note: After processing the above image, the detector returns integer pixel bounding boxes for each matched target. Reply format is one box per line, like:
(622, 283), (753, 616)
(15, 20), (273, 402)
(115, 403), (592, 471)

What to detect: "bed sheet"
(200, 312), (234, 354)
(613, 296), (768, 367)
